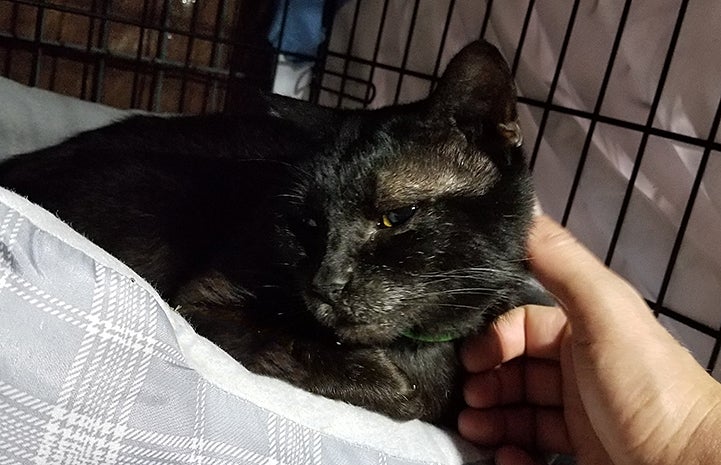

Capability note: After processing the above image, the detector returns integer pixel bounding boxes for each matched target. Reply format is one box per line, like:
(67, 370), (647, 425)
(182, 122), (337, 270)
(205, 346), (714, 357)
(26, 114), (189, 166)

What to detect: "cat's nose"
(311, 278), (346, 304)
(312, 257), (352, 304)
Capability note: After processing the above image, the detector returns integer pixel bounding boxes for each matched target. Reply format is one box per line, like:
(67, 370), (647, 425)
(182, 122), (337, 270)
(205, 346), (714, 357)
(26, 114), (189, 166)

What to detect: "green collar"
(400, 330), (460, 343)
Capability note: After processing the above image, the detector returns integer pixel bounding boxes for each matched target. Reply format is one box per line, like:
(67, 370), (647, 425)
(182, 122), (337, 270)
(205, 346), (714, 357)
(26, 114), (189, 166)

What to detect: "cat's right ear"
(429, 41), (521, 148)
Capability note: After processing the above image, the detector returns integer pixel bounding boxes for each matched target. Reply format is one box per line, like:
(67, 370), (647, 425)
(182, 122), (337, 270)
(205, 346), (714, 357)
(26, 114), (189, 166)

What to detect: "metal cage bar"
(605, 0), (692, 266)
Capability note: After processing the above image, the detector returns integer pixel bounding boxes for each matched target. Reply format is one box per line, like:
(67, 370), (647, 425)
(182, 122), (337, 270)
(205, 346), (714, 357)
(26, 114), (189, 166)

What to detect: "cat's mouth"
(308, 298), (407, 345)
(306, 290), (493, 345)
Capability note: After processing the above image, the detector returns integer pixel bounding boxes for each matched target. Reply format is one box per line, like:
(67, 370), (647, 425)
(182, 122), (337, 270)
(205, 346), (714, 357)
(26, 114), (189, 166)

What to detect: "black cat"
(0, 41), (539, 423)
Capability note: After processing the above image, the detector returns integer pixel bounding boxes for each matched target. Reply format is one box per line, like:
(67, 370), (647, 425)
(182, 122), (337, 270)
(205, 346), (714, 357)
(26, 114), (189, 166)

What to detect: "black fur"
(0, 41), (537, 423)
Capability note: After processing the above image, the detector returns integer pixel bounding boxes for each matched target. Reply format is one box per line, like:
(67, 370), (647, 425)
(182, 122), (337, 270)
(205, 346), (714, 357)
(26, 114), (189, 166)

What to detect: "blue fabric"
(269, 0), (349, 61)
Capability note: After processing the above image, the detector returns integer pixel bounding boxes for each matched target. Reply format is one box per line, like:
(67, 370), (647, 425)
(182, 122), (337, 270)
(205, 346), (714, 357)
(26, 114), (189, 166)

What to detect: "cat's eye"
(379, 205), (417, 228)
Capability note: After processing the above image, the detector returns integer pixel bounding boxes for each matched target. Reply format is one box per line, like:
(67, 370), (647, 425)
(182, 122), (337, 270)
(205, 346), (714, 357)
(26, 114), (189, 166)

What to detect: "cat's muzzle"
(305, 293), (403, 345)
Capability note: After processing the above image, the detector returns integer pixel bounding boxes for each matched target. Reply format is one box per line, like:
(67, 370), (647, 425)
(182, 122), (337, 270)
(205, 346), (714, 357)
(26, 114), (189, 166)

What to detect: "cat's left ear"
(265, 93), (343, 139)
(429, 41), (522, 148)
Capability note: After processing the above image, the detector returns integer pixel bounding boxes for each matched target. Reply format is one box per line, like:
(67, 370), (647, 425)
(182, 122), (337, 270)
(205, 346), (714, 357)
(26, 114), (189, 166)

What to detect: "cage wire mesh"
(0, 0), (282, 112)
(1, 0), (720, 376)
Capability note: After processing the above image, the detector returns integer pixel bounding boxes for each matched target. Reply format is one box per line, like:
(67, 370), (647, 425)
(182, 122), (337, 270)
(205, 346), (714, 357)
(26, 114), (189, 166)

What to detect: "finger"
(461, 305), (568, 373)
(495, 446), (545, 465)
(458, 406), (572, 454)
(527, 215), (656, 339)
(464, 358), (562, 408)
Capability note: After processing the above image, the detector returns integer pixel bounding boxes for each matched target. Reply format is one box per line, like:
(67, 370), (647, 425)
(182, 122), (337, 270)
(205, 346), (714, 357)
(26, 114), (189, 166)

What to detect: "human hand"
(458, 215), (721, 465)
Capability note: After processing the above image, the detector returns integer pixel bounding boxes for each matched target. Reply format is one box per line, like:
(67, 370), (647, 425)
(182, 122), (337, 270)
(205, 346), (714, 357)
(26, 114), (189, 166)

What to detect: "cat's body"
(0, 41), (538, 423)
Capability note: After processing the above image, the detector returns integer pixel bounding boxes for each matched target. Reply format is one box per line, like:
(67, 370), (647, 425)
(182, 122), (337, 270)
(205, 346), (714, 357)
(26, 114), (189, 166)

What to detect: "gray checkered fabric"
(0, 189), (490, 465)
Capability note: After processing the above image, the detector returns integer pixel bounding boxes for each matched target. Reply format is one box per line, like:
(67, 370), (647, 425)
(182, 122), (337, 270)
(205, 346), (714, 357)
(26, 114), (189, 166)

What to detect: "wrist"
(604, 366), (721, 465)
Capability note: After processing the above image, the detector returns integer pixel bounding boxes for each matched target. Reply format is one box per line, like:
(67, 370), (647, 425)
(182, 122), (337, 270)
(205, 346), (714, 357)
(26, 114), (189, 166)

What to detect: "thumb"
(526, 215), (658, 342)
(527, 216), (719, 465)
(494, 446), (543, 465)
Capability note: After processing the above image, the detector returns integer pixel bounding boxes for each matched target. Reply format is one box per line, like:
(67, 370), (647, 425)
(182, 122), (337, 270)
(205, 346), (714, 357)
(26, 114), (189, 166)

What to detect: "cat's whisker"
(408, 277), (461, 286)
(409, 266), (521, 277)
(416, 273), (522, 282)
(274, 193), (305, 201)
(457, 264), (529, 272)
(232, 158), (305, 174)
(404, 288), (500, 299)
(400, 302), (483, 311)
(409, 271), (529, 285)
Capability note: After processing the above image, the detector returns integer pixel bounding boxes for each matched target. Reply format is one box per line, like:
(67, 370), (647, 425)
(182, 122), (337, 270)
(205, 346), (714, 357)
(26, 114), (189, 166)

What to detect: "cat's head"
(285, 41), (534, 345)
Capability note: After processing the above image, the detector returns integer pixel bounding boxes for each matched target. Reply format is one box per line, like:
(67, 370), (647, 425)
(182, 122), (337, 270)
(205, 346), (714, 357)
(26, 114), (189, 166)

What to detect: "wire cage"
(0, 0), (283, 112)
(1, 0), (720, 376)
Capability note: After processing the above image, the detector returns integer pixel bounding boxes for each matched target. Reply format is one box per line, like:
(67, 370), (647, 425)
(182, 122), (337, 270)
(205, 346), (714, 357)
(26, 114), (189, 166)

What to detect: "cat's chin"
(333, 323), (402, 346)
(307, 300), (405, 345)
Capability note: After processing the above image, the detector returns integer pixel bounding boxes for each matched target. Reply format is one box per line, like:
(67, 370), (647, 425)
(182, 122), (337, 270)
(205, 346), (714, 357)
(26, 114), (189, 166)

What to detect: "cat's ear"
(264, 93), (343, 139)
(231, 87), (342, 139)
(429, 41), (522, 148)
